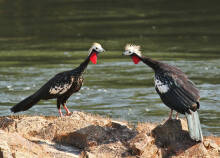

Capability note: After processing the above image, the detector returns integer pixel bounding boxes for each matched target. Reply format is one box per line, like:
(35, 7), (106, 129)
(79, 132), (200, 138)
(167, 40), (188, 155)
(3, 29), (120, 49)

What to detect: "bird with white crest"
(123, 43), (203, 142)
(11, 43), (105, 117)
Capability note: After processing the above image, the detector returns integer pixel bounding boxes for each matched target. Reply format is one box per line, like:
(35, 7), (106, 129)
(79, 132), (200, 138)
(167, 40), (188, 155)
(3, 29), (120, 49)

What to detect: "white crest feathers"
(125, 44), (142, 56)
(92, 42), (101, 48)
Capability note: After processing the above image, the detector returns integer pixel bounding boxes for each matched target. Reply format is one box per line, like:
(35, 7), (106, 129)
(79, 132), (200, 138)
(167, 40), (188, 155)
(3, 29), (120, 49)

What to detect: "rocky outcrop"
(0, 111), (219, 158)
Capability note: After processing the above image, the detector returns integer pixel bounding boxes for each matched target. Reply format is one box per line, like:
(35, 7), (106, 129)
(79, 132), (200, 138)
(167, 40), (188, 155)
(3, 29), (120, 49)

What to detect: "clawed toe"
(65, 112), (72, 116)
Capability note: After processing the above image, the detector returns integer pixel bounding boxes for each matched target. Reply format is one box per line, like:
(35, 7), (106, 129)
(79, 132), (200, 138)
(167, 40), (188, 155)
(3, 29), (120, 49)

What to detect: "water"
(0, 0), (220, 136)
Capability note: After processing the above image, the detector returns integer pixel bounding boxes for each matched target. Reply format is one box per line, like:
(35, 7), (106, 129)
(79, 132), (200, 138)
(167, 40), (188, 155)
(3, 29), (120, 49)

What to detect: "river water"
(0, 0), (219, 136)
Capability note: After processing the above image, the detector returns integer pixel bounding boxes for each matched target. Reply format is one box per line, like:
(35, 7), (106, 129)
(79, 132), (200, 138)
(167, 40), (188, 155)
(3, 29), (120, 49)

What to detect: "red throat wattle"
(90, 52), (97, 64)
(132, 56), (140, 64)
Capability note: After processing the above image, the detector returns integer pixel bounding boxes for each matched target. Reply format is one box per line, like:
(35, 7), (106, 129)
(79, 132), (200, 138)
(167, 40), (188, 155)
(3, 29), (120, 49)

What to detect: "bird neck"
(74, 54), (91, 75)
(140, 56), (160, 70)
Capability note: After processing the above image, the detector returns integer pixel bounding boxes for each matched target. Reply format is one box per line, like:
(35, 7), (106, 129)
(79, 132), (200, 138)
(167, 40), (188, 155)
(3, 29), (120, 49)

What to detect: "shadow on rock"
(152, 119), (197, 157)
(53, 121), (137, 150)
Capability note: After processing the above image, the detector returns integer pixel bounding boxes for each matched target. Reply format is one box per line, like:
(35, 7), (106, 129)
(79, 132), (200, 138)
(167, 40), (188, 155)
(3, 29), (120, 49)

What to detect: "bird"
(123, 44), (203, 142)
(11, 43), (105, 117)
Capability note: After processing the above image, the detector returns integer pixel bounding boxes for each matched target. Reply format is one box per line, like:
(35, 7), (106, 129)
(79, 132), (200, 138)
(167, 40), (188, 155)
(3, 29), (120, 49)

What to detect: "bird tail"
(11, 93), (41, 113)
(185, 110), (203, 142)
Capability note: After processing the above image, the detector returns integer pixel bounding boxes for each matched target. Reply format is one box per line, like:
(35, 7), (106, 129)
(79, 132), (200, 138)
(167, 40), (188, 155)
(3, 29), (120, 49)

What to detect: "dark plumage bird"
(123, 44), (203, 142)
(11, 43), (105, 116)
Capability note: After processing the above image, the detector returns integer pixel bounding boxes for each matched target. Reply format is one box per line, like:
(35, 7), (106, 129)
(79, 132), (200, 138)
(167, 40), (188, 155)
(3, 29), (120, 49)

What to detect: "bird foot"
(166, 117), (172, 121)
(58, 109), (63, 117)
(166, 110), (173, 121)
(65, 112), (72, 116)
(175, 113), (179, 120)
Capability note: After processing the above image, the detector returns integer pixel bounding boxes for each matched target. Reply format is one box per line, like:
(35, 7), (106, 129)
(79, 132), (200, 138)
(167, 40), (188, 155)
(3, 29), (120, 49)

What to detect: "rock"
(204, 139), (220, 152)
(140, 144), (160, 158)
(0, 132), (13, 158)
(128, 133), (154, 156)
(0, 129), (80, 158)
(0, 117), (15, 133)
(54, 131), (88, 149)
(0, 112), (219, 158)
(152, 119), (191, 146)
(0, 130), (49, 158)
(84, 142), (129, 158)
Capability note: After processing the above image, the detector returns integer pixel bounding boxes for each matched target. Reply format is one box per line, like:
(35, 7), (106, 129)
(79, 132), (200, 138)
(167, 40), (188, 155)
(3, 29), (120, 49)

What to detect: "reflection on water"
(0, 0), (220, 136)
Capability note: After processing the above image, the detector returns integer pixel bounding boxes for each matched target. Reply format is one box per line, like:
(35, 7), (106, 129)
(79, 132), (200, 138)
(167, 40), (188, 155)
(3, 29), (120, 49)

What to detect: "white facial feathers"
(89, 42), (105, 54)
(92, 43), (102, 49)
(124, 44), (142, 56)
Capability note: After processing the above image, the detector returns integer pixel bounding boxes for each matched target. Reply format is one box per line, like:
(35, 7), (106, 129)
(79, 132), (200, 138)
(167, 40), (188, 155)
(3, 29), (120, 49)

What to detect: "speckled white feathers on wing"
(154, 76), (171, 93)
(49, 83), (72, 95)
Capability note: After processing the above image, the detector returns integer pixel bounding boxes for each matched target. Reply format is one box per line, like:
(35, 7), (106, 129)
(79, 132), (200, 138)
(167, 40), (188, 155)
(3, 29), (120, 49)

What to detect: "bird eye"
(96, 47), (98, 50)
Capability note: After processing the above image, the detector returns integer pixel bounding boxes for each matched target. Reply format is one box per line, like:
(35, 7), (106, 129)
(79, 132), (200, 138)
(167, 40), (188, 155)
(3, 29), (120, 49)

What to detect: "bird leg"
(63, 104), (72, 116)
(167, 110), (173, 121)
(175, 112), (179, 120)
(58, 108), (63, 117)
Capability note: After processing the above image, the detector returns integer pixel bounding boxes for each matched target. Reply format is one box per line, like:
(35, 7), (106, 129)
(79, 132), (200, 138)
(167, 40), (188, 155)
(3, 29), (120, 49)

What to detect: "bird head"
(89, 43), (105, 64)
(123, 44), (142, 64)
